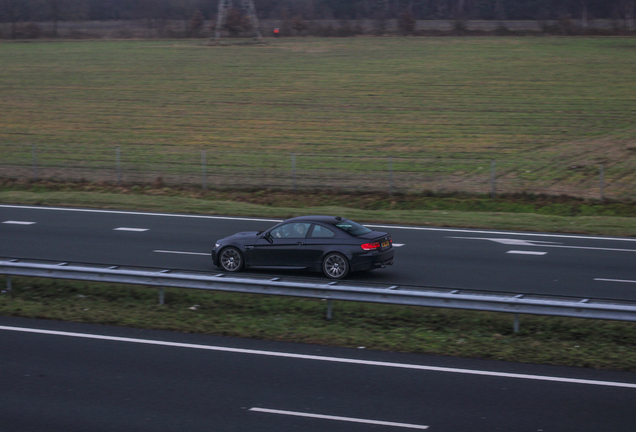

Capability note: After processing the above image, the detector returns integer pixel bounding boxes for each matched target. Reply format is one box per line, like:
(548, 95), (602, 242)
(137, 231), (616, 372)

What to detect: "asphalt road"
(1, 204), (635, 300)
(1, 316), (635, 432)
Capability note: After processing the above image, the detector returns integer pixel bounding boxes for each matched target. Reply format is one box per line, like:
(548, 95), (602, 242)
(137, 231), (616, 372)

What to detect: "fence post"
(32, 144), (37, 181)
(490, 160), (496, 198)
(291, 153), (297, 192)
(599, 164), (605, 201)
(116, 146), (122, 185)
(389, 156), (394, 196)
(201, 150), (207, 190)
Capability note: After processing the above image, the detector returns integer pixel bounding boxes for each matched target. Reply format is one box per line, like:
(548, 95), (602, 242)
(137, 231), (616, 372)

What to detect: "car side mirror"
(263, 232), (273, 243)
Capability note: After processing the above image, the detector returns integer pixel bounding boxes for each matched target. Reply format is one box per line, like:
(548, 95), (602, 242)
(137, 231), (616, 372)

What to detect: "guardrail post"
(326, 299), (333, 320)
(513, 313), (519, 333)
(159, 287), (165, 305)
(5, 275), (11, 292)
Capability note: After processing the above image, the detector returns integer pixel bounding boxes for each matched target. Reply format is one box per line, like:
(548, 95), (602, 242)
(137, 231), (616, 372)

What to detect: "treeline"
(1, 0), (634, 23)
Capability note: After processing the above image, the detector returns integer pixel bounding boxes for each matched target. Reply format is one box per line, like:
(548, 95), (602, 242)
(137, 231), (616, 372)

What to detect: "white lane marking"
(393, 243), (405, 247)
(0, 204), (282, 223)
(365, 223), (636, 243)
(2, 204), (636, 243)
(594, 278), (636, 284)
(2, 221), (36, 225)
(113, 227), (149, 232)
(154, 250), (209, 256)
(450, 237), (636, 253)
(1, 326), (635, 389)
(249, 408), (428, 430)
(507, 250), (548, 256)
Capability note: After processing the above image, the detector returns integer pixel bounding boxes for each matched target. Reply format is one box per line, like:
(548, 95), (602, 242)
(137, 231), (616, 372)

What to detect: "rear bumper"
(351, 248), (395, 272)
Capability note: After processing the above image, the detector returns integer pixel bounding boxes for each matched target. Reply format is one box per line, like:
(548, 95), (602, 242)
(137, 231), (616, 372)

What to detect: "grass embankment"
(2, 277), (635, 371)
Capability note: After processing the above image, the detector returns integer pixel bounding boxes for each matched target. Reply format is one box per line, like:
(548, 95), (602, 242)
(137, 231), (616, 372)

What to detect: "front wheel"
(322, 253), (349, 280)
(219, 247), (244, 272)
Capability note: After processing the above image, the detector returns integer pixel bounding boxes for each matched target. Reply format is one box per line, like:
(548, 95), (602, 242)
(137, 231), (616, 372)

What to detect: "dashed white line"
(154, 250), (209, 256)
(113, 227), (148, 232)
(249, 408), (428, 430)
(507, 250), (548, 256)
(2, 221), (36, 225)
(393, 243), (405, 247)
(594, 278), (636, 284)
(1, 325), (635, 389)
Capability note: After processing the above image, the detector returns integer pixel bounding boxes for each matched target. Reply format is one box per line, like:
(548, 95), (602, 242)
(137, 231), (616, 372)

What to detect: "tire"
(219, 247), (244, 272)
(322, 253), (349, 280)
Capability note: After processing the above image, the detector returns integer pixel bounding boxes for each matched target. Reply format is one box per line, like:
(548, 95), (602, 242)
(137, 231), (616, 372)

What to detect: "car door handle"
(296, 242), (305, 246)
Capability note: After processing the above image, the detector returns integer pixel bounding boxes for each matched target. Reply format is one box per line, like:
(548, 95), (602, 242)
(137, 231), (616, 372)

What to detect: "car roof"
(283, 215), (344, 225)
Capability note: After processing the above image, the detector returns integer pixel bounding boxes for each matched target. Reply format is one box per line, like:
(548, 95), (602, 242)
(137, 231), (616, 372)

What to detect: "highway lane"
(1, 316), (635, 432)
(1, 204), (636, 300)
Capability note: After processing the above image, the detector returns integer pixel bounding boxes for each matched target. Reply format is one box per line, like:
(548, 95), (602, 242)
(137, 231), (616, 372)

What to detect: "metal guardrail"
(3, 259), (636, 331)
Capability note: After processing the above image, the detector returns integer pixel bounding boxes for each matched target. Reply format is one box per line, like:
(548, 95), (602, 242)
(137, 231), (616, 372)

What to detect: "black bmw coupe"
(212, 215), (394, 279)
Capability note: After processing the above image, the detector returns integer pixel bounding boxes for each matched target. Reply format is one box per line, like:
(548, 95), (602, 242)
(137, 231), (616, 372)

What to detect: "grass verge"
(1, 277), (635, 371)
(1, 181), (636, 236)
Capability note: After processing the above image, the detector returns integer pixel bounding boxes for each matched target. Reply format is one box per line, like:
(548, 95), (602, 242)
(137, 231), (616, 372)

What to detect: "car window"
(310, 224), (336, 238)
(335, 220), (372, 236)
(270, 222), (311, 239)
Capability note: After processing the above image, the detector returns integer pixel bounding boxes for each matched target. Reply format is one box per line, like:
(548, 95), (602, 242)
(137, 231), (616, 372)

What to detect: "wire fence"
(1, 143), (635, 200)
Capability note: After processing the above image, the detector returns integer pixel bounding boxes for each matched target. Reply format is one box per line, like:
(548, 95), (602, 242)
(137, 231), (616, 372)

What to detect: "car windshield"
(335, 220), (372, 236)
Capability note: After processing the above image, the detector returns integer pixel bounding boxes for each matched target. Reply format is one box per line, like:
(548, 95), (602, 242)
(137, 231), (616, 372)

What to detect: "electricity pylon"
(214, 0), (263, 41)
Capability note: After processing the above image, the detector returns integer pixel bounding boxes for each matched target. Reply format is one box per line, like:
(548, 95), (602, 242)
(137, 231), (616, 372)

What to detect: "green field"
(1, 38), (636, 197)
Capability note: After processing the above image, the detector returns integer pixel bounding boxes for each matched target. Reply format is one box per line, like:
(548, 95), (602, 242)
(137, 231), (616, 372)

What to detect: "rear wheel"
(219, 247), (244, 272)
(322, 253), (349, 279)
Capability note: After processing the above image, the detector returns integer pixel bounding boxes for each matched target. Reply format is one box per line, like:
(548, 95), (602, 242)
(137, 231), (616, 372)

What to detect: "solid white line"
(2, 221), (36, 225)
(594, 278), (636, 284)
(0, 204), (282, 223)
(2, 204), (635, 243)
(154, 250), (209, 256)
(114, 227), (149, 232)
(249, 408), (428, 430)
(507, 250), (548, 256)
(1, 325), (635, 389)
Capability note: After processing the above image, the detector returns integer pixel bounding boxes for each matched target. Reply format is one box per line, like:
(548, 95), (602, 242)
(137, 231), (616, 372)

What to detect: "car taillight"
(361, 242), (381, 251)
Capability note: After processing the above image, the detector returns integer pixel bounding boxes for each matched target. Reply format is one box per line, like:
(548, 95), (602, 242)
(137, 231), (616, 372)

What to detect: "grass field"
(1, 38), (636, 197)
